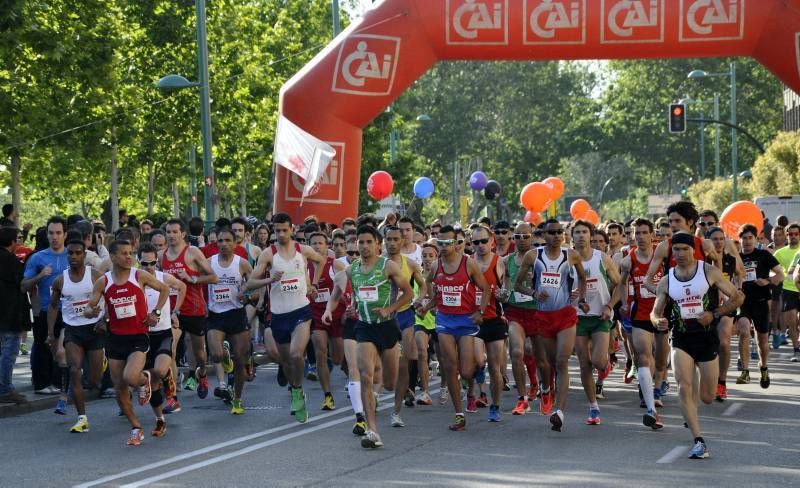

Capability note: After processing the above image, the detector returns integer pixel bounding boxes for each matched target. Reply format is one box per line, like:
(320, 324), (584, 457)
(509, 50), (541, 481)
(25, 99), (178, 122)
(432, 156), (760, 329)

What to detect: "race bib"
(679, 301), (704, 320)
(541, 272), (561, 289)
(586, 278), (599, 295)
(213, 287), (232, 303)
(115, 302), (136, 319)
(72, 299), (89, 316)
(475, 290), (483, 306)
(513, 292), (534, 303)
(639, 284), (655, 299)
(358, 286), (378, 303)
(280, 278), (301, 294)
(744, 266), (757, 282)
(169, 287), (179, 297)
(315, 287), (331, 303)
(441, 291), (462, 308)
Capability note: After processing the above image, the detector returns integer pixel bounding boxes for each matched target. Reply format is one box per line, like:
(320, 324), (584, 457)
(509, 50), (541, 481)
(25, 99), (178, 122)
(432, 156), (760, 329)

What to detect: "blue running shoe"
(689, 441), (709, 459)
(488, 405), (501, 422)
(585, 408), (601, 425)
(475, 366), (486, 385)
(659, 380), (669, 397)
(780, 332), (788, 346)
(772, 333), (781, 350)
(54, 398), (67, 415)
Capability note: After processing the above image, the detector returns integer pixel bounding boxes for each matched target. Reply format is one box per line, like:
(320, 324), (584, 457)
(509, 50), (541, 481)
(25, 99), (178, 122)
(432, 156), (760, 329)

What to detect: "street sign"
(647, 194), (682, 216)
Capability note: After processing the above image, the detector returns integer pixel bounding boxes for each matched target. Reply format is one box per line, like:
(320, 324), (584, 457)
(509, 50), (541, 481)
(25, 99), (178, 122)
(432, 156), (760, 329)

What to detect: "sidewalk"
(0, 338), (73, 418)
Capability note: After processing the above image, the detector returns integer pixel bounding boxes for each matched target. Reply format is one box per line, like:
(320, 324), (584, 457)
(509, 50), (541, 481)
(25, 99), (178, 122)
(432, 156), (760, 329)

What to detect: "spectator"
(1, 203), (16, 226)
(0, 226), (32, 404)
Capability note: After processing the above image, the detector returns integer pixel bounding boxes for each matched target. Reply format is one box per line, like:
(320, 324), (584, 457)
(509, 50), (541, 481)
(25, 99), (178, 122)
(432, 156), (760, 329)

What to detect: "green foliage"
(687, 177), (753, 213)
(751, 131), (800, 196)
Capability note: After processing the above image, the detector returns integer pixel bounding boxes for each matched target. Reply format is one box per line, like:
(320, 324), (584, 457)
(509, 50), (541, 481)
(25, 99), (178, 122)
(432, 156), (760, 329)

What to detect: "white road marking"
(723, 403), (743, 416)
(656, 446), (685, 464)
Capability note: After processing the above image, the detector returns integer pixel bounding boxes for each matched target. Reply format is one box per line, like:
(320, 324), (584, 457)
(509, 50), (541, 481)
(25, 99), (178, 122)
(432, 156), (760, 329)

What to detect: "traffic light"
(669, 103), (686, 133)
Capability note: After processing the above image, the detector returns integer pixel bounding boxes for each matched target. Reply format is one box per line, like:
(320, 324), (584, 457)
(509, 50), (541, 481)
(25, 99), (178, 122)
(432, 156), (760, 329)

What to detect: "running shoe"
(771, 332), (781, 350)
(512, 398), (530, 415)
(222, 341), (235, 373)
(715, 383), (727, 402)
(163, 397), (181, 414)
(291, 387), (308, 423)
(654, 389), (664, 408)
(151, 419), (166, 437)
(736, 370), (750, 384)
(659, 380), (670, 397)
(70, 416), (89, 433)
(688, 440), (709, 459)
(361, 430), (384, 448)
(231, 399), (245, 415)
(791, 350), (800, 363)
(214, 385), (226, 399)
(476, 392), (489, 408)
(164, 370), (176, 399)
(246, 356), (256, 381)
(277, 364), (288, 387)
(449, 414), (466, 431)
(353, 416), (367, 436)
(736, 357), (742, 371)
(54, 398), (67, 415)
(305, 363), (318, 381)
(780, 333), (788, 345)
(595, 381), (605, 399)
(466, 394), (478, 413)
(390, 411), (405, 427)
(488, 405), (502, 422)
(404, 389), (415, 408)
(539, 390), (554, 415)
(321, 393), (335, 411)
(527, 384), (540, 400)
(609, 352), (618, 367)
(138, 371), (152, 406)
(184, 375), (197, 391)
(221, 385), (233, 403)
(759, 368), (770, 389)
(626, 364), (638, 382)
(549, 411), (563, 432)
(585, 408), (601, 426)
(197, 374), (209, 399)
(597, 362), (613, 382)
(416, 392), (433, 406)
(750, 348), (758, 360)
(19, 341), (29, 356)
(439, 386), (449, 405)
(127, 428), (144, 447)
(643, 409), (663, 430)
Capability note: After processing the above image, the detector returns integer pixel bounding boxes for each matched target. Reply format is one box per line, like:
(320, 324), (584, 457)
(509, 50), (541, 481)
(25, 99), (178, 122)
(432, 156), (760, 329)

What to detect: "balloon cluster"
(469, 171), (502, 200)
(569, 198), (599, 225)
(519, 177), (565, 223)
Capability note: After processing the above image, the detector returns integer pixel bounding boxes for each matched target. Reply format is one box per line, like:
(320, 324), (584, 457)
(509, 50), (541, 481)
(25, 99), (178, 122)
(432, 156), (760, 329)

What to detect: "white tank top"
(60, 266), (102, 326)
(145, 270), (172, 332)
(533, 247), (573, 311)
(574, 249), (611, 317)
(667, 260), (712, 323)
(269, 243), (309, 314)
(402, 244), (423, 266)
(208, 254), (244, 314)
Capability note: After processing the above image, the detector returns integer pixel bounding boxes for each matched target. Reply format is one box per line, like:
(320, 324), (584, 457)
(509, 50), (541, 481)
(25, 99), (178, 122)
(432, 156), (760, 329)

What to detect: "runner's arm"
(189, 247), (218, 284)
(301, 245), (326, 287)
(162, 272), (186, 313)
(513, 251), (536, 297)
(703, 239), (721, 268)
(386, 260), (413, 315)
(649, 279), (670, 331)
(422, 262), (439, 313)
(467, 258), (491, 315)
(46, 275), (63, 340)
(322, 267), (348, 323)
(244, 250), (273, 291)
(618, 256), (632, 315)
(84, 275), (106, 316)
(707, 263), (744, 317)
(410, 260), (427, 303)
(644, 240), (668, 293)
(568, 249), (588, 306)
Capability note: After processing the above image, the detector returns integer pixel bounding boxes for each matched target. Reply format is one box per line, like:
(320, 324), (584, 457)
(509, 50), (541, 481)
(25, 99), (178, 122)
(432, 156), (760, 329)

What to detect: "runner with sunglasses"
(492, 221), (515, 257)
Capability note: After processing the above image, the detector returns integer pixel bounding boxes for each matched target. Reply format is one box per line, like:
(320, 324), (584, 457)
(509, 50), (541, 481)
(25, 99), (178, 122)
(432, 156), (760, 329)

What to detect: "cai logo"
(524, 0), (586, 45)
(446, 0), (508, 45)
(601, 0), (664, 44)
(332, 35), (400, 96)
(680, 0), (745, 41)
(284, 142), (345, 204)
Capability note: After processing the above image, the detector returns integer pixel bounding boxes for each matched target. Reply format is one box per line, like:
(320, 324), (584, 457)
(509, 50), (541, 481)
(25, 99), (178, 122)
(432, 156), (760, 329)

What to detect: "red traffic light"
(672, 106), (683, 116)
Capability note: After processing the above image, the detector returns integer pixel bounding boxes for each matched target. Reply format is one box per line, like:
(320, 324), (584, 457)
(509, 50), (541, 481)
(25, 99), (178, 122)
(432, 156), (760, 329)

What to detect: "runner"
(421, 225), (490, 432)
(245, 212), (326, 424)
(46, 238), (105, 432)
(619, 218), (666, 429)
(492, 221), (515, 257)
(607, 222), (625, 257)
(773, 223), (800, 359)
(736, 224), (784, 388)
(515, 218), (588, 432)
(84, 240), (170, 446)
(571, 220), (620, 426)
(138, 243), (185, 433)
(650, 233), (743, 459)
(161, 218), (219, 399)
(414, 243), (439, 406)
(322, 224), (414, 448)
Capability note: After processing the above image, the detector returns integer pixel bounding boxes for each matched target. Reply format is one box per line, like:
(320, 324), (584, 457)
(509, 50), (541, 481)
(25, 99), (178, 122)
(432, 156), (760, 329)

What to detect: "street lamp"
(679, 94), (721, 178)
(688, 63), (738, 200)
(156, 0), (216, 227)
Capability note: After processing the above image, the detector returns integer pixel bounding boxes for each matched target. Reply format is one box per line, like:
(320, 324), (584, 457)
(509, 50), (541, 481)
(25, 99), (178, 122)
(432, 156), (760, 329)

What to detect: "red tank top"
(104, 270), (149, 335)
(666, 236), (706, 269)
(630, 246), (661, 321)
(434, 255), (476, 315)
(475, 254), (500, 320)
(161, 245), (206, 316)
(308, 257), (347, 323)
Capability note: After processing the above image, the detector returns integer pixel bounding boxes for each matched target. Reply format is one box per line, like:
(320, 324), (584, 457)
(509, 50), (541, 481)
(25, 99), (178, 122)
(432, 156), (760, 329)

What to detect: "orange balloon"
(542, 177), (565, 200)
(524, 210), (542, 225)
(570, 199), (591, 219)
(719, 201), (763, 239)
(521, 182), (551, 212)
(583, 209), (600, 226)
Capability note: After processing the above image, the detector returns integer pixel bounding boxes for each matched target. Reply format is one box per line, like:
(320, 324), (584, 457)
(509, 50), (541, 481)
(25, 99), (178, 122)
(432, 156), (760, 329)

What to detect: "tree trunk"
(110, 127), (120, 232)
(239, 169), (247, 217)
(147, 159), (155, 217)
(172, 182), (180, 217)
(10, 152), (21, 227)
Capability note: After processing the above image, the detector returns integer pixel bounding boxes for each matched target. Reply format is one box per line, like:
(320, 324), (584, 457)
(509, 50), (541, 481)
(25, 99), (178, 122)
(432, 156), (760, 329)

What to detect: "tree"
(750, 131), (800, 197)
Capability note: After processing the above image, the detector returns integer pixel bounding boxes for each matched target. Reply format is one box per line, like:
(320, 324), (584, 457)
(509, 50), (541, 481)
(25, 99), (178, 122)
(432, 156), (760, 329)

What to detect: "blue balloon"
(413, 177), (435, 199)
(470, 171), (488, 190)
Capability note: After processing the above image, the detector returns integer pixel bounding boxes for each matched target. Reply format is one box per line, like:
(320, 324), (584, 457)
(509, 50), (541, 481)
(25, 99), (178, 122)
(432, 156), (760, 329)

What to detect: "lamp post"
(688, 63), (738, 200)
(156, 0), (215, 227)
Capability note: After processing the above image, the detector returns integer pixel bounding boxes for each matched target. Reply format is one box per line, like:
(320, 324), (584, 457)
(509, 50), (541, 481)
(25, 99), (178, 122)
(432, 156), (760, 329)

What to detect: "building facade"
(786, 87), (800, 132)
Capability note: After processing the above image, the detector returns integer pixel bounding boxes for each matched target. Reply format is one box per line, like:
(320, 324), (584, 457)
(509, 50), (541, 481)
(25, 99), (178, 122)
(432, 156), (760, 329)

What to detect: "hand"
(41, 265), (53, 278)
(755, 278), (770, 287)
(321, 310), (332, 325)
(536, 290), (550, 302)
(270, 270), (284, 283)
(93, 321), (107, 335)
(578, 301), (590, 314)
(495, 288), (510, 303)
(376, 307), (391, 320)
(307, 285), (318, 301)
(144, 312), (158, 327)
(84, 304), (101, 318)
(601, 305), (613, 321)
(45, 334), (56, 348)
(655, 317), (668, 332)
(569, 289), (579, 302)
(176, 269), (192, 282)
(620, 304), (629, 318)
(238, 293), (247, 304)
(698, 311), (714, 327)
(471, 310), (484, 325)
(171, 314), (179, 329)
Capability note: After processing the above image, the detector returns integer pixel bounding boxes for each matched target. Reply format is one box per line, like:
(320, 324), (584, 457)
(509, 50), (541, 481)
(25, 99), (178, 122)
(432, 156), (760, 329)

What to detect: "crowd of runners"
(1, 199), (799, 460)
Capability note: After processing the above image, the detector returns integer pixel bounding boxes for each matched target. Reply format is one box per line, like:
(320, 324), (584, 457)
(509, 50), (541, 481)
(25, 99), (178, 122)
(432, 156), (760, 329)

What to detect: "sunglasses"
(437, 239), (455, 246)
(333, 242), (346, 247)
(547, 230), (565, 235)
(296, 238), (306, 243)
(514, 234), (531, 240)
(471, 238), (490, 246)
(456, 239), (465, 245)
(346, 251), (360, 256)
(269, 239), (276, 244)
(698, 222), (708, 227)
(495, 229), (510, 235)
(140, 260), (158, 267)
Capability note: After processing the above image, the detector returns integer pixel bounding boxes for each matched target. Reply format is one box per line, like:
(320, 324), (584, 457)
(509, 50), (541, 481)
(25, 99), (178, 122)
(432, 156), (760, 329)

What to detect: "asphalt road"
(2, 344), (799, 488)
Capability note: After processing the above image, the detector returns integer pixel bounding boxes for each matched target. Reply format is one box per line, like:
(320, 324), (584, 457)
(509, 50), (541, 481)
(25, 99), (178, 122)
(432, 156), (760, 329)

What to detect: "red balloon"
(719, 201), (763, 239)
(367, 171), (394, 201)
(542, 177), (565, 200)
(583, 209), (600, 226)
(524, 210), (543, 225)
(521, 182), (551, 212)
(570, 199), (591, 219)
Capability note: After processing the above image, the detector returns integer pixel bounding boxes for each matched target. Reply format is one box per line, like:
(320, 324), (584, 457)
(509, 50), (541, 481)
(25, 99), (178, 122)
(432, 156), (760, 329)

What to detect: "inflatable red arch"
(276, 0), (800, 223)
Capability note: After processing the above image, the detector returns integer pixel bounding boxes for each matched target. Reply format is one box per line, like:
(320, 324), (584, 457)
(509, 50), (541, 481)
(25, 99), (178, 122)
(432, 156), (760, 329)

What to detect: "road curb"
(0, 392), (107, 419)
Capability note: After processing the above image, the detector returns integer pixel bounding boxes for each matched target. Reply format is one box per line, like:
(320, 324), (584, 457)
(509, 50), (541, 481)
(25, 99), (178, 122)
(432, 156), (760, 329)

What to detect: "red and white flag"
(273, 115), (336, 202)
